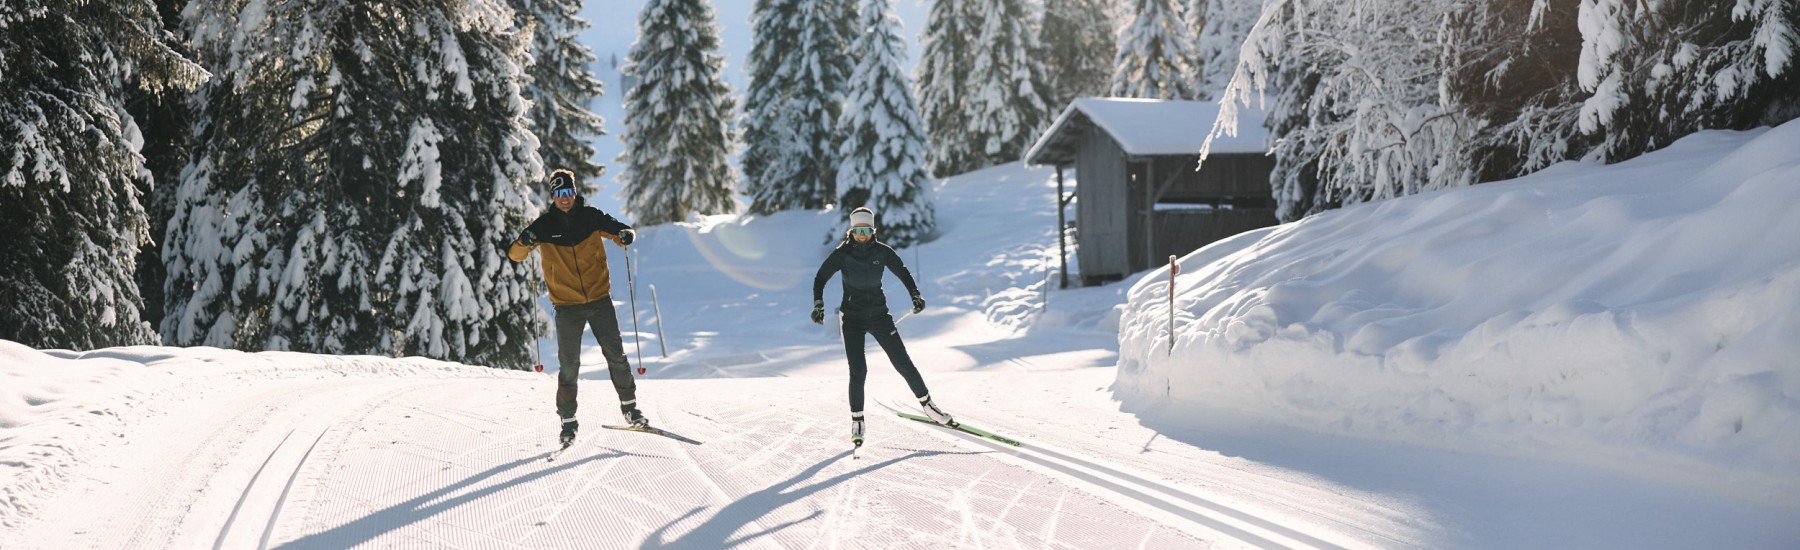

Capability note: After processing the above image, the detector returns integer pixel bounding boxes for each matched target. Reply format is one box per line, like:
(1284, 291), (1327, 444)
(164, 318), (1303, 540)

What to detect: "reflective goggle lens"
(850, 227), (874, 236)
(552, 188), (575, 198)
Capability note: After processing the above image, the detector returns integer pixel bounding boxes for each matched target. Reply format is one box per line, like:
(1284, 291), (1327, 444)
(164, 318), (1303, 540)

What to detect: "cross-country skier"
(812, 207), (952, 449)
(509, 169), (645, 447)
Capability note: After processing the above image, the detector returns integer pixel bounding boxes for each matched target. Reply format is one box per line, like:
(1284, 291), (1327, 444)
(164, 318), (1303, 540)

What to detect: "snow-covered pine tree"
(1571, 0), (1799, 162)
(1212, 0), (1800, 222)
(741, 0), (853, 215)
(1111, 0), (1201, 99)
(962, 0), (1055, 170)
(915, 0), (979, 177)
(0, 0), (204, 349)
(615, 0), (738, 225)
(130, 0), (202, 333)
(1039, 0), (1117, 111)
(1191, 0), (1257, 97)
(167, 0), (544, 369)
(512, 0), (607, 192)
(836, 0), (936, 247)
(1212, 0), (1484, 222)
(1442, 0), (1594, 183)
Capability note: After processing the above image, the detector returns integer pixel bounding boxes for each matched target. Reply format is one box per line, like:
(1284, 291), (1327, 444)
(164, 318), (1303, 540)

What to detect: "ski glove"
(810, 300), (825, 325)
(618, 229), (635, 246)
(517, 229), (537, 247)
(910, 292), (925, 314)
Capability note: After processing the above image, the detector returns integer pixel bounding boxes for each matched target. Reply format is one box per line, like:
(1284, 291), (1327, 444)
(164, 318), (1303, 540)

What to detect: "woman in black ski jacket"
(811, 207), (954, 449)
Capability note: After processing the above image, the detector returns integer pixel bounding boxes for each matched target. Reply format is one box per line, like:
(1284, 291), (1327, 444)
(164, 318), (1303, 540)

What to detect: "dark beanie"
(550, 170), (576, 194)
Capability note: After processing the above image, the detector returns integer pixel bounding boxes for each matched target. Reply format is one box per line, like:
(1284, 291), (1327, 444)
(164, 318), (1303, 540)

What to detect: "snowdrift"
(1116, 122), (1800, 498)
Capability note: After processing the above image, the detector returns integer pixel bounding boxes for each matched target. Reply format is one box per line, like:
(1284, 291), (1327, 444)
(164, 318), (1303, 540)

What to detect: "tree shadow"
(273, 448), (632, 549)
(639, 449), (965, 549)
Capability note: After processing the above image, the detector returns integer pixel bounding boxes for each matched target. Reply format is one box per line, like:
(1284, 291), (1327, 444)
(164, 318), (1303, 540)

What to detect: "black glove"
(618, 228), (635, 246)
(810, 300), (825, 325)
(517, 229), (537, 247)
(910, 292), (925, 314)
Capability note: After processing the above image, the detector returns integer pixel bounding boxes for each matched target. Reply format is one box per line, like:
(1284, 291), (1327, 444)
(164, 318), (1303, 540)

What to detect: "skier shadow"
(639, 448), (973, 549)
(272, 448), (633, 549)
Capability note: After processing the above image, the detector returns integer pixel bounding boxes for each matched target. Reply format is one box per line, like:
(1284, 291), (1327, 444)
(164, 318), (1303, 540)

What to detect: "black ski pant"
(555, 298), (635, 420)
(841, 311), (930, 415)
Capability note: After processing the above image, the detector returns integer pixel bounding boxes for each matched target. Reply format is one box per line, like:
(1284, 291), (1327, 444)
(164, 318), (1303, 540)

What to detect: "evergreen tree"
(167, 0), (544, 369)
(915, 0), (979, 177)
(512, 0), (607, 192)
(836, 0), (936, 247)
(615, 0), (738, 225)
(129, 0), (199, 333)
(1570, 0), (1800, 162)
(963, 0), (1055, 169)
(1213, 0), (1799, 222)
(1039, 0), (1117, 111)
(1111, 0), (1201, 99)
(0, 0), (204, 349)
(741, 0), (854, 215)
(1192, 0), (1257, 97)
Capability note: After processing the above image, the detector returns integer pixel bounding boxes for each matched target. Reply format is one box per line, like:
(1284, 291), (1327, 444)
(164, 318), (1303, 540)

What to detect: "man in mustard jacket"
(509, 169), (642, 446)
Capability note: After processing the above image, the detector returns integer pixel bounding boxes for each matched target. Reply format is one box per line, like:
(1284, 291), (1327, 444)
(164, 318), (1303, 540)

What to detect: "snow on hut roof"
(1024, 98), (1269, 166)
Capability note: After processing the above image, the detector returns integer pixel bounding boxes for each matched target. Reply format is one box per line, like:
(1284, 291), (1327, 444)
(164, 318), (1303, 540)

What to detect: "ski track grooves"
(259, 429), (327, 550)
(214, 429), (296, 550)
(882, 398), (1347, 549)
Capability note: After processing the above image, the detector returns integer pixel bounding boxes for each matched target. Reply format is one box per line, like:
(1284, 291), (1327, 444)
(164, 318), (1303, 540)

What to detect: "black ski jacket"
(813, 238), (919, 318)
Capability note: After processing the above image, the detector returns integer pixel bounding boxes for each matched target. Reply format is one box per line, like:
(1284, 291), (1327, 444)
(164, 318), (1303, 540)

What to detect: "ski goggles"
(552, 187), (576, 199)
(849, 227), (874, 236)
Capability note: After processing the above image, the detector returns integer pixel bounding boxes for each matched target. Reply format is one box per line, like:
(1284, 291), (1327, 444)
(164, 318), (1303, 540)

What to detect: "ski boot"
(621, 404), (649, 428)
(920, 396), (955, 427)
(559, 417), (579, 448)
(851, 415), (865, 448)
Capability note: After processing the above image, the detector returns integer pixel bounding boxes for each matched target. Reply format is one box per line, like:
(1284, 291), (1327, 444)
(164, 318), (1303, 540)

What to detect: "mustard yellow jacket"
(508, 199), (631, 306)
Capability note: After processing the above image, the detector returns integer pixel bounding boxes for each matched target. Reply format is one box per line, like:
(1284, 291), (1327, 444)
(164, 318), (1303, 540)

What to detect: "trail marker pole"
(626, 246), (645, 375)
(649, 284), (668, 357)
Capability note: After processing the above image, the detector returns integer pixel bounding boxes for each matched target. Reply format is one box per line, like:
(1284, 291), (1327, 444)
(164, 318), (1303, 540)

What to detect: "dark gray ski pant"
(555, 298), (635, 419)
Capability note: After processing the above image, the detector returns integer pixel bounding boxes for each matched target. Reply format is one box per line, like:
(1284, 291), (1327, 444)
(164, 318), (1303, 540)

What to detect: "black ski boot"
(621, 405), (649, 428)
(559, 417), (578, 448)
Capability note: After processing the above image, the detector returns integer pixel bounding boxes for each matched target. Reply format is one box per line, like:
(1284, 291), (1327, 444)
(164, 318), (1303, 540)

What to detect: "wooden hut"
(1024, 98), (1277, 286)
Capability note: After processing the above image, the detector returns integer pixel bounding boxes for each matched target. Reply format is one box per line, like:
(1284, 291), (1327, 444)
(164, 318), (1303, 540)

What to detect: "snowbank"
(1115, 122), (1800, 501)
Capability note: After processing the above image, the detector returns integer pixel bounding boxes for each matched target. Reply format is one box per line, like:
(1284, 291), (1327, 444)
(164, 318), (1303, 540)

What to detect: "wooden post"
(1168, 255), (1179, 356)
(1056, 166), (1069, 289)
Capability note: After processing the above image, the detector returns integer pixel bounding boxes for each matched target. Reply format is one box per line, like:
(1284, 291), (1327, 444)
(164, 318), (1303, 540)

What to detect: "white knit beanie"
(849, 208), (875, 228)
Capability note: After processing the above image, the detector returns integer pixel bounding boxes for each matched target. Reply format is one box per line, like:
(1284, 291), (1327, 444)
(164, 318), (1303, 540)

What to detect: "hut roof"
(1024, 98), (1268, 166)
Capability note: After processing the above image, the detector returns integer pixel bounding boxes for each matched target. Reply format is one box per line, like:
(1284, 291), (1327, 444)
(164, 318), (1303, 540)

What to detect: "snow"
(6, 121), (1800, 547)
(1027, 97), (1269, 163)
(1118, 121), (1800, 508)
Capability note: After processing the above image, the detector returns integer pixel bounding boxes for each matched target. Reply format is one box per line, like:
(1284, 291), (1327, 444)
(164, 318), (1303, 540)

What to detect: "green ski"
(891, 409), (1023, 447)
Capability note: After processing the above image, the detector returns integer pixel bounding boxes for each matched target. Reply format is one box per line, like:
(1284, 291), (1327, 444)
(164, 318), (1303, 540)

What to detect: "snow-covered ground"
(5, 122), (1800, 548)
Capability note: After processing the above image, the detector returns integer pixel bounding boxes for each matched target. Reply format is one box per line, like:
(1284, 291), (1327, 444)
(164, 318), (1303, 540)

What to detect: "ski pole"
(535, 276), (548, 373)
(626, 244), (645, 375)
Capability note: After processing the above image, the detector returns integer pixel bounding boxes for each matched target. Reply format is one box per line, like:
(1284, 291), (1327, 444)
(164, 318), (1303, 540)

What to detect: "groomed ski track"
(4, 358), (1382, 549)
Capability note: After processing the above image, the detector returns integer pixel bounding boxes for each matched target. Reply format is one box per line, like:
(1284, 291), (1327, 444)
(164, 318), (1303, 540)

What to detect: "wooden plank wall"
(1075, 126), (1132, 279)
